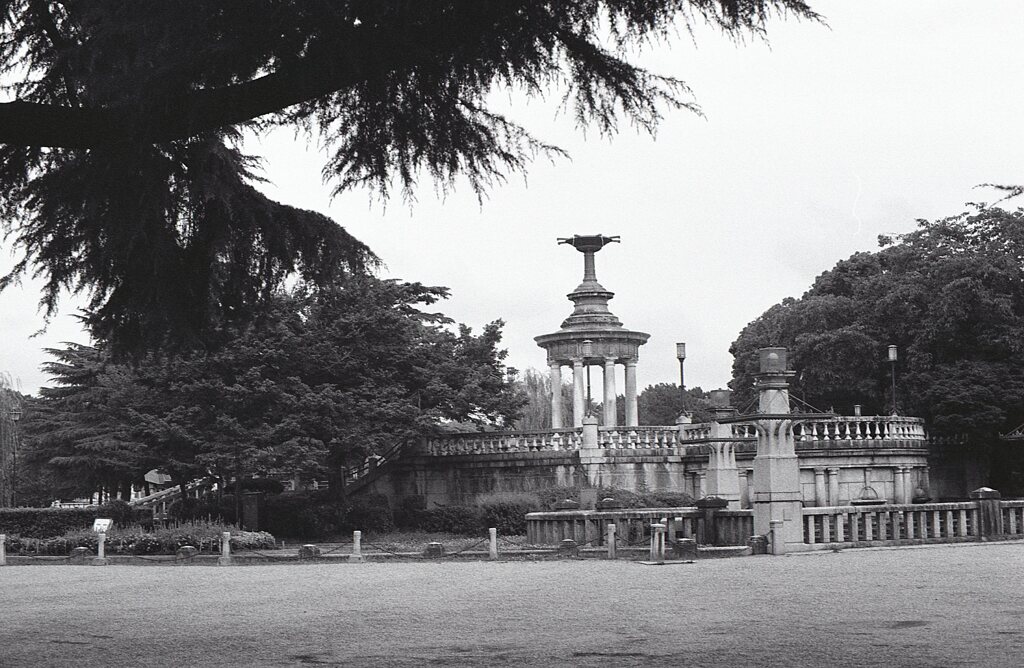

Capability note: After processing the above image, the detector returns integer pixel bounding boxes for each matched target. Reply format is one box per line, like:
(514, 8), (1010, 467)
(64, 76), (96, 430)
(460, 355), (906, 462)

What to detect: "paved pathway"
(2, 541), (1022, 667)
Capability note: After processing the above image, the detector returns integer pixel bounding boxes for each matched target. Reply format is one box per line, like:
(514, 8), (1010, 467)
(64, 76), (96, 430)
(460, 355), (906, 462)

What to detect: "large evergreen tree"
(0, 2), (820, 351)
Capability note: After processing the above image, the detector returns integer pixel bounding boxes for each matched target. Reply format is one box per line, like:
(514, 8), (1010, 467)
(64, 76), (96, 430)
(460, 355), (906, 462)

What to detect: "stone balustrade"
(598, 426), (679, 449)
(803, 501), (989, 545)
(795, 416), (927, 443)
(525, 507), (755, 547)
(425, 429), (582, 456)
(425, 414), (926, 457)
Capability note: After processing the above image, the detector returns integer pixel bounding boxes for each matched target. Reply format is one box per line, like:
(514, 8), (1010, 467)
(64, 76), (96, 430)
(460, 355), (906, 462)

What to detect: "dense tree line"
(22, 277), (522, 504)
(730, 207), (1024, 444)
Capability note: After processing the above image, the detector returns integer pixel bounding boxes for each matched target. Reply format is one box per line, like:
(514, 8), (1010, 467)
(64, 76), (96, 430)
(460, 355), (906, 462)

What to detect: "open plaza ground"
(1, 541), (1022, 667)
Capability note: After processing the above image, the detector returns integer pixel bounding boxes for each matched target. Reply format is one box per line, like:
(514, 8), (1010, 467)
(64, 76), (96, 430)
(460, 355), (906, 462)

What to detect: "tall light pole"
(676, 342), (687, 404)
(582, 339), (594, 416)
(888, 345), (898, 416)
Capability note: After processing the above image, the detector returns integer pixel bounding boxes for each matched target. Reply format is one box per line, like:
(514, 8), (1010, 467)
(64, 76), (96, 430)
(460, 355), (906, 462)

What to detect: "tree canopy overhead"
(0, 1), (819, 352)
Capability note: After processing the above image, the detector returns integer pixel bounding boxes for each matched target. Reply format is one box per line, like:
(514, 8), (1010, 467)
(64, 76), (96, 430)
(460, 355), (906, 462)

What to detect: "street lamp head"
(676, 342), (686, 360)
(887, 345), (898, 362)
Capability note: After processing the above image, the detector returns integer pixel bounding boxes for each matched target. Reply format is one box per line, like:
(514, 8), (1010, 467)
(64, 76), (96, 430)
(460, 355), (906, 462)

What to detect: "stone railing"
(802, 497), (1024, 547)
(795, 416), (926, 443)
(425, 429), (582, 456)
(598, 426), (679, 449)
(425, 414), (926, 456)
(525, 507), (754, 547)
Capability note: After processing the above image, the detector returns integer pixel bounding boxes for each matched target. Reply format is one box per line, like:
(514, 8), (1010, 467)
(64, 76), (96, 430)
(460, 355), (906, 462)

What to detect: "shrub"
(415, 505), (483, 535)
(477, 492), (540, 535)
(3, 520), (276, 555)
(343, 494), (393, 534)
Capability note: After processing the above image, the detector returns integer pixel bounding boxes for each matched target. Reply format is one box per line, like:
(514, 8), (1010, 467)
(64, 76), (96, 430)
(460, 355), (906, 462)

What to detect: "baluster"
(905, 511), (914, 540)
(931, 511), (940, 539)
(805, 515), (815, 544)
(864, 512), (874, 541)
(820, 515), (830, 543)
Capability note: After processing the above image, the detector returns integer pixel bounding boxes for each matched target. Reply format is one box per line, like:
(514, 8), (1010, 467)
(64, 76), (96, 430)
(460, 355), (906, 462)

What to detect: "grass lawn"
(1, 541), (1022, 667)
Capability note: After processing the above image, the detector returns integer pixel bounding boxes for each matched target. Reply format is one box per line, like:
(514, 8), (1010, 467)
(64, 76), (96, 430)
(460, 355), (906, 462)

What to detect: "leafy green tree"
(512, 368), (572, 431)
(0, 1), (820, 351)
(729, 207), (1024, 443)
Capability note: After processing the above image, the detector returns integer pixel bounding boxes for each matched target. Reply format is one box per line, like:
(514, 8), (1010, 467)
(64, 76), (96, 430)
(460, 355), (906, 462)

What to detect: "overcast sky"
(2, 1), (1023, 397)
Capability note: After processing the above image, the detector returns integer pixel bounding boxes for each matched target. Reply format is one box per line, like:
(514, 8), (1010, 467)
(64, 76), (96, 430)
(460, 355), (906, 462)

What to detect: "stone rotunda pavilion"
(535, 235), (649, 429)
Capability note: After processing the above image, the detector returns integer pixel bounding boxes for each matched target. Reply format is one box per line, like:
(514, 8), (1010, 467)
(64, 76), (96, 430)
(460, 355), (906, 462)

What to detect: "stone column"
(893, 466), (906, 505)
(572, 358), (585, 428)
(549, 360), (563, 429)
(706, 422), (741, 508)
(738, 470), (750, 509)
(624, 359), (638, 427)
(902, 467), (914, 504)
(813, 468), (827, 507)
(827, 468), (840, 506)
(751, 347), (805, 552)
(603, 357), (617, 427)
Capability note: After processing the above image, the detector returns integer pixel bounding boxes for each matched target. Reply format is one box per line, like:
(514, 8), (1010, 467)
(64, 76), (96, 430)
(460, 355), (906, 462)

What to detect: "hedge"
(4, 521), (276, 555)
(0, 501), (149, 539)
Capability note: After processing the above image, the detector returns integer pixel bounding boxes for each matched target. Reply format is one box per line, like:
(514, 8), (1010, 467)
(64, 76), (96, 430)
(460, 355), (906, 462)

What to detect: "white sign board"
(92, 518), (113, 533)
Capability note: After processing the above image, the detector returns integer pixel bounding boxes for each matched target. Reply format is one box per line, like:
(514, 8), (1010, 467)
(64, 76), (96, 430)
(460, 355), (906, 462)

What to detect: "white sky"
(2, 1), (1024, 396)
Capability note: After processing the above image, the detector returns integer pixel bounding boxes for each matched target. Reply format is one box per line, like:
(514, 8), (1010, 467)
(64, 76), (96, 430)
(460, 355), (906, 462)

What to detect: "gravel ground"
(1, 541), (1022, 667)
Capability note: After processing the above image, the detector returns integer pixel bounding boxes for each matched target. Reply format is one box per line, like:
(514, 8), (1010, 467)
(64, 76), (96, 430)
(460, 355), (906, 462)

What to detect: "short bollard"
(425, 541), (445, 558)
(649, 523), (666, 564)
(672, 538), (697, 561)
(557, 538), (578, 558)
(298, 544), (321, 559)
(176, 545), (198, 562)
(606, 524), (617, 559)
(769, 520), (786, 555)
(218, 531), (232, 566)
(70, 547), (90, 564)
(0, 534), (6, 566)
(93, 532), (109, 566)
(349, 530), (364, 563)
(488, 528), (498, 561)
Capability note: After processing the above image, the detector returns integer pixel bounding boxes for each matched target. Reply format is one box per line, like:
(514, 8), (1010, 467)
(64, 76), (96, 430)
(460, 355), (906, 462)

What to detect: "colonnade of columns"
(549, 357), (638, 428)
(810, 465), (929, 507)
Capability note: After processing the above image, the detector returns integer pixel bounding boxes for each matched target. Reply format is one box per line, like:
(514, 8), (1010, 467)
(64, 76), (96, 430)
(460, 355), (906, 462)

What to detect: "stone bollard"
(606, 524), (617, 559)
(649, 523), (666, 563)
(93, 532), (109, 566)
(673, 537), (697, 561)
(349, 530), (364, 563)
(695, 496), (729, 546)
(489, 528), (498, 561)
(557, 538), (579, 558)
(176, 545), (198, 563)
(298, 544), (321, 559)
(425, 542), (446, 558)
(969, 487), (1004, 540)
(70, 547), (90, 564)
(748, 535), (768, 555)
(218, 531), (232, 566)
(769, 520), (786, 555)
(0, 534), (6, 566)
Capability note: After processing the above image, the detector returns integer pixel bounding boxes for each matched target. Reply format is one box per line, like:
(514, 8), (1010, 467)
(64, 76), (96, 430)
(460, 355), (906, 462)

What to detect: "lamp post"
(676, 341), (687, 402)
(887, 345), (898, 416)
(581, 339), (594, 416)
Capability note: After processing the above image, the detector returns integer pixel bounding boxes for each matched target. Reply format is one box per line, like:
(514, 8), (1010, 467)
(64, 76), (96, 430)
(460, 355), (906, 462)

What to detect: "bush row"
(0, 501), (150, 538)
(4, 521), (275, 555)
(164, 486), (697, 540)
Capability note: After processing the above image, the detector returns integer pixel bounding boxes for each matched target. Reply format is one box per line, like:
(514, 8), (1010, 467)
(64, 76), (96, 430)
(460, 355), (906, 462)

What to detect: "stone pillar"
(752, 347), (805, 552)
(697, 471), (706, 499)
(549, 360), (563, 429)
(572, 358), (585, 428)
(814, 469), (827, 507)
(738, 470), (749, 509)
(603, 357), (617, 427)
(706, 422), (741, 508)
(893, 466), (906, 505)
(919, 466), (931, 501)
(827, 468), (840, 506)
(902, 467), (914, 504)
(624, 359), (638, 427)
(579, 415), (603, 487)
